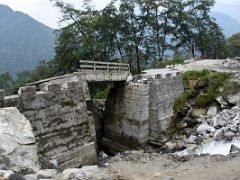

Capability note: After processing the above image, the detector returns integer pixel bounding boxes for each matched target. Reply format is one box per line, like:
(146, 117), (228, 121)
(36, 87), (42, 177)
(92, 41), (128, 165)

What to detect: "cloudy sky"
(0, 0), (239, 28)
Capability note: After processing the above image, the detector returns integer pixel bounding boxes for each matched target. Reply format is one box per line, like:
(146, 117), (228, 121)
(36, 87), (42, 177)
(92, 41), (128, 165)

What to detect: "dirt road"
(105, 152), (240, 180)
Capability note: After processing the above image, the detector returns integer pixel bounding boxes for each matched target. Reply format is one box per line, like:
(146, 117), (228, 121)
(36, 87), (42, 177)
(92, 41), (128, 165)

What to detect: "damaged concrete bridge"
(0, 60), (184, 170)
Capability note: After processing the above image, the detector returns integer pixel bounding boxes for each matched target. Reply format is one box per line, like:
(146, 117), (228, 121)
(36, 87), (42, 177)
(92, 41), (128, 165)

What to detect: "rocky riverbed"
(1, 151), (240, 180)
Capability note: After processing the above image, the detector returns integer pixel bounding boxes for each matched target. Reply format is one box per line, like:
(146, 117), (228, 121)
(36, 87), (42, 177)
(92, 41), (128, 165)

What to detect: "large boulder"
(0, 107), (40, 172)
(191, 109), (207, 118)
(207, 105), (218, 116)
(227, 91), (240, 105)
(58, 166), (112, 180)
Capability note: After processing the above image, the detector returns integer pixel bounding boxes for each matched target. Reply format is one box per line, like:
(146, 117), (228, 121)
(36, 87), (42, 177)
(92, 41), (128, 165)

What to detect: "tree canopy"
(227, 32), (240, 58)
(51, 0), (226, 74)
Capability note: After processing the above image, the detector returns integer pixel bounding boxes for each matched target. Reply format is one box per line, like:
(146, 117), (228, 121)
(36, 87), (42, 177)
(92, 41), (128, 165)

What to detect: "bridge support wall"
(102, 72), (184, 151)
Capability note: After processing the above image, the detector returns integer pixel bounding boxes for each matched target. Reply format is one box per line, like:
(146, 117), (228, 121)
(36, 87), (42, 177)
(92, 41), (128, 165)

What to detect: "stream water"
(177, 138), (240, 156)
(195, 138), (240, 155)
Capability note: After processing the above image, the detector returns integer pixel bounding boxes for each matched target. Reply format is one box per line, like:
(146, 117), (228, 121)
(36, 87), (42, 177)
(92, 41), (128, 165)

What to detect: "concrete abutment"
(101, 71), (184, 151)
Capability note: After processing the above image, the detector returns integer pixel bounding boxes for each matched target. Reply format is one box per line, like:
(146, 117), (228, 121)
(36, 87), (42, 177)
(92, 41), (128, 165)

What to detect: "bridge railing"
(79, 60), (130, 72)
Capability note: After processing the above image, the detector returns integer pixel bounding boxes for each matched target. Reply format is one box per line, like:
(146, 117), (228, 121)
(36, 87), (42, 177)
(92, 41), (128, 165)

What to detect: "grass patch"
(195, 95), (212, 107)
(175, 70), (231, 111)
(175, 89), (198, 111)
(223, 81), (240, 95)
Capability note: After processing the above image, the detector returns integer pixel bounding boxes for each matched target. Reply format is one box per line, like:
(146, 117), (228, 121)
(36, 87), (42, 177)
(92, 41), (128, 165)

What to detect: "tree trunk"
(135, 45), (141, 74)
(191, 43), (195, 59)
(117, 44), (124, 62)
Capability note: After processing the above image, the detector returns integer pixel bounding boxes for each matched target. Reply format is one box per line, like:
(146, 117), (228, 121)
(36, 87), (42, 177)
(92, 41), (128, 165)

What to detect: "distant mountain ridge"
(213, 2), (240, 24)
(0, 4), (55, 75)
(211, 12), (240, 38)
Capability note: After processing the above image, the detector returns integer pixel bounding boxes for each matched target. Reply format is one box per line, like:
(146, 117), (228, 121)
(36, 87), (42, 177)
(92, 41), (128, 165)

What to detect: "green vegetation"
(51, 0), (226, 74)
(175, 70), (232, 111)
(227, 32), (240, 57)
(0, 61), (56, 95)
(175, 89), (198, 111)
(3, 0), (240, 96)
(93, 85), (112, 99)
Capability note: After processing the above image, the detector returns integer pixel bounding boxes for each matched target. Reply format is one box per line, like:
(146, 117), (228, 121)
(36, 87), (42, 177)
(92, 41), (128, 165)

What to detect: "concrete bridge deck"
(27, 60), (131, 87)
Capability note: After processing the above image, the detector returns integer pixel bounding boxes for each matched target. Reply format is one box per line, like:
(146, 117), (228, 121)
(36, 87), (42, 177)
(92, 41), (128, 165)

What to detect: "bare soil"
(105, 152), (240, 180)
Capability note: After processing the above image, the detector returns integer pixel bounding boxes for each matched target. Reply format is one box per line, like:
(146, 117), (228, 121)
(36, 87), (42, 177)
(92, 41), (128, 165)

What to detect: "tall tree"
(172, 0), (217, 58)
(52, 0), (224, 73)
(227, 32), (240, 58)
(0, 72), (13, 93)
(118, 0), (148, 73)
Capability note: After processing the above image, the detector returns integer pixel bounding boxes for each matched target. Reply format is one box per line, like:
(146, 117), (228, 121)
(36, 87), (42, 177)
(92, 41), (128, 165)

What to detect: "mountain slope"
(213, 2), (240, 24)
(0, 5), (55, 75)
(211, 12), (240, 38)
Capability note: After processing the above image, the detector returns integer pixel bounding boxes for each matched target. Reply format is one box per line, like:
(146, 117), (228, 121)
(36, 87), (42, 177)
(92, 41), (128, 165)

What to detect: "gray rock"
(207, 106), (218, 116)
(0, 108), (40, 172)
(214, 129), (224, 141)
(165, 142), (176, 152)
(197, 124), (215, 135)
(164, 177), (175, 180)
(48, 160), (58, 168)
(126, 75), (133, 83)
(36, 169), (57, 179)
(186, 135), (197, 144)
(8, 173), (25, 180)
(191, 109), (207, 118)
(222, 127), (230, 133)
(0, 170), (14, 178)
(230, 144), (240, 154)
(223, 132), (236, 140)
(0, 164), (9, 170)
(230, 126), (239, 133)
(24, 174), (38, 180)
(227, 91), (240, 105)
(61, 166), (112, 180)
(216, 96), (228, 107)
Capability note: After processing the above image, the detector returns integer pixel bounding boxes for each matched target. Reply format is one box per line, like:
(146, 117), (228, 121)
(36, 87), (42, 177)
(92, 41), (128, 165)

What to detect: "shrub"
(175, 89), (198, 111)
(195, 95), (212, 107)
(175, 70), (232, 110)
(93, 85), (112, 99)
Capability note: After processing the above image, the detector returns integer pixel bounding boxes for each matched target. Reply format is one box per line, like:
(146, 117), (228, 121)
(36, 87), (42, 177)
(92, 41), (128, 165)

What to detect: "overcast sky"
(0, 0), (239, 28)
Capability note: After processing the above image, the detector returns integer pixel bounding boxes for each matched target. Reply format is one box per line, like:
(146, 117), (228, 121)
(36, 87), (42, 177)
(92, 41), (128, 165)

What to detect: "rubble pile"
(196, 108), (240, 141)
(219, 59), (240, 69)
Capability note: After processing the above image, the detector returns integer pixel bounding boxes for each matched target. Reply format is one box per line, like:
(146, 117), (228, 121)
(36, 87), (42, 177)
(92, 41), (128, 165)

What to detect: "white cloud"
(0, 0), (239, 28)
(0, 0), (111, 28)
(215, 0), (240, 5)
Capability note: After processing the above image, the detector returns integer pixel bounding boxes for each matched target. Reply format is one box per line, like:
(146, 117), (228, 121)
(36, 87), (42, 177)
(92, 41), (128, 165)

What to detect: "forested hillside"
(0, 5), (55, 75)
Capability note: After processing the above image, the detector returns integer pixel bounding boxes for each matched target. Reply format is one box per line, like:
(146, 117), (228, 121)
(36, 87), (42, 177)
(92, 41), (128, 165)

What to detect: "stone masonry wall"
(0, 80), (97, 169)
(102, 72), (184, 151)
